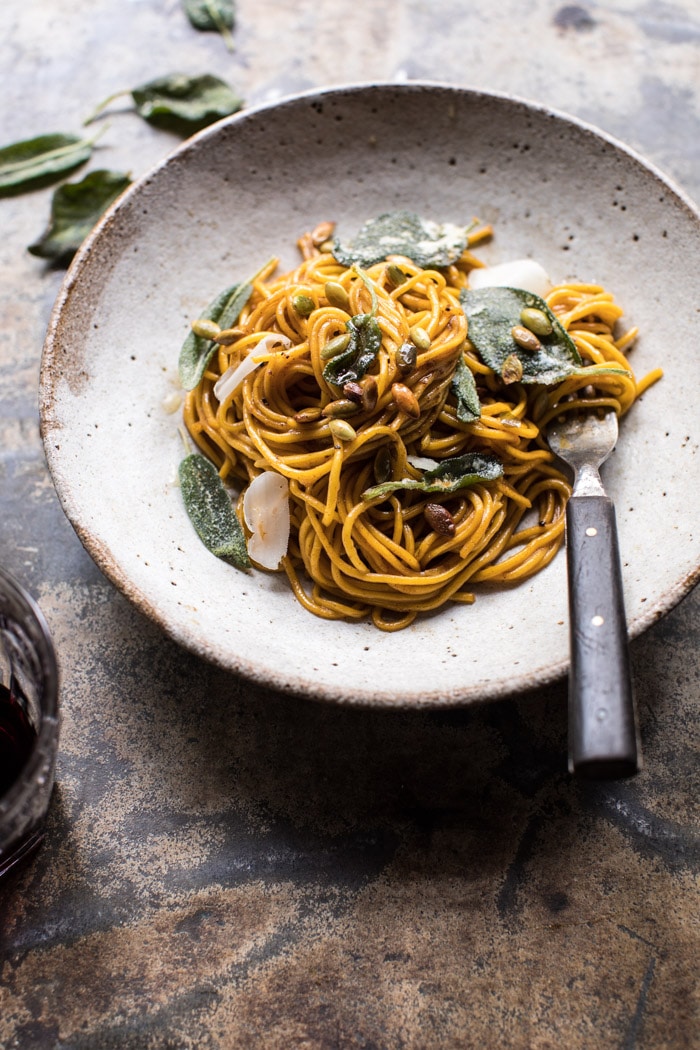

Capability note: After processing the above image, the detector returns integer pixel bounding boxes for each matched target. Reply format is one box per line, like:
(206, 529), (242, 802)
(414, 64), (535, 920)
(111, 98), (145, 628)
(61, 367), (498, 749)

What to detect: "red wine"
(0, 681), (37, 796)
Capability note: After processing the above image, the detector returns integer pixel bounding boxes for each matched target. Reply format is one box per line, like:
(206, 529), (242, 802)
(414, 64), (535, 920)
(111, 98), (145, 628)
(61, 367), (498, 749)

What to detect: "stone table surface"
(1, 1), (698, 1047)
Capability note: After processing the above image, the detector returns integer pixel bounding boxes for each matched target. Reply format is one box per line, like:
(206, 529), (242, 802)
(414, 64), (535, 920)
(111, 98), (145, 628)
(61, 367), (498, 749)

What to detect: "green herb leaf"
(333, 211), (470, 269)
(461, 286), (629, 385)
(86, 75), (243, 134)
(322, 313), (382, 387)
(133, 74), (243, 134)
(179, 277), (255, 391)
(0, 132), (99, 197)
(182, 0), (235, 50)
(362, 452), (503, 501)
(451, 354), (481, 422)
(179, 453), (250, 568)
(27, 169), (131, 264)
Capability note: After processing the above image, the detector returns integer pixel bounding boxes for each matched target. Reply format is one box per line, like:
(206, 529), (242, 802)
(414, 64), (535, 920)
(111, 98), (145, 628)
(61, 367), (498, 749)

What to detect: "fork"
(547, 409), (641, 779)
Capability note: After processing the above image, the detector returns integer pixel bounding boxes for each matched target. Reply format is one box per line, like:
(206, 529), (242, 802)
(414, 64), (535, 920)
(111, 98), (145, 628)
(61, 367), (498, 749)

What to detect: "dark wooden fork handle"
(566, 495), (640, 779)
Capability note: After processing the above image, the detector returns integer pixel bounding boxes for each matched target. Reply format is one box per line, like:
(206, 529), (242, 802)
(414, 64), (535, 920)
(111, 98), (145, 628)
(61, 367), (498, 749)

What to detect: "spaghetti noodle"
(182, 220), (661, 631)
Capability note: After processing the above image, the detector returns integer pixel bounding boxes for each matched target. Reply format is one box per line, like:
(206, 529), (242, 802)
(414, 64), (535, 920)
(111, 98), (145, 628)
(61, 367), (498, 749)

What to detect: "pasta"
(181, 219), (661, 631)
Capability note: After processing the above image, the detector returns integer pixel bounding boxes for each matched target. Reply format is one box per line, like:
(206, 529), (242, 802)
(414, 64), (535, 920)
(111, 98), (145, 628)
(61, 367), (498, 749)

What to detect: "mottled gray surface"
(0, 1), (698, 1047)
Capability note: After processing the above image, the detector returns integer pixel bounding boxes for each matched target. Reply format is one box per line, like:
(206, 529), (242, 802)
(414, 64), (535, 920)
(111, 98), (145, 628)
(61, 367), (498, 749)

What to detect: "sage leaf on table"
(0, 132), (100, 197)
(362, 452), (503, 502)
(461, 286), (630, 385)
(85, 75), (243, 136)
(182, 0), (236, 50)
(333, 211), (472, 269)
(28, 170), (131, 264)
(179, 453), (250, 569)
(451, 354), (481, 423)
(178, 264), (268, 390)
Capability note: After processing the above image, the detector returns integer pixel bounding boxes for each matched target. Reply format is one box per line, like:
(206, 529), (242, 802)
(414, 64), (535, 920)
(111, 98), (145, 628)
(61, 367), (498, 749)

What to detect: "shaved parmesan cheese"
(407, 454), (439, 471)
(468, 259), (551, 298)
(213, 334), (291, 404)
(243, 471), (290, 570)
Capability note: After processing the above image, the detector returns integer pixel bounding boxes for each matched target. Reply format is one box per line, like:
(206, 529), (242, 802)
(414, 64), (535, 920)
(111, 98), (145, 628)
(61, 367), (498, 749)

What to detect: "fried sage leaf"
(179, 271), (260, 390)
(86, 74), (243, 135)
(362, 452), (503, 502)
(28, 170), (131, 264)
(322, 312), (382, 387)
(0, 133), (97, 196)
(182, 0), (235, 49)
(451, 354), (481, 423)
(461, 286), (629, 385)
(333, 211), (470, 269)
(179, 453), (250, 569)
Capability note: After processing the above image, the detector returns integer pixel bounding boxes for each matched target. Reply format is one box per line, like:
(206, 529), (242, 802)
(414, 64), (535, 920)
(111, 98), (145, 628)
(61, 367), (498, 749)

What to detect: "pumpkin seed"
(329, 419), (357, 442)
(502, 353), (524, 384)
(215, 326), (245, 345)
(192, 318), (222, 340)
(424, 502), (456, 536)
(359, 375), (378, 411)
(373, 445), (393, 484)
(520, 306), (553, 337)
(511, 325), (542, 352)
(391, 382), (421, 418)
(325, 281), (351, 312)
(292, 293), (315, 317)
(294, 407), (322, 424)
(320, 332), (351, 360)
(322, 398), (361, 419)
(342, 375), (378, 411)
(386, 263), (408, 288)
(409, 325), (431, 351)
(395, 342), (417, 373)
(342, 381), (364, 404)
(311, 221), (335, 246)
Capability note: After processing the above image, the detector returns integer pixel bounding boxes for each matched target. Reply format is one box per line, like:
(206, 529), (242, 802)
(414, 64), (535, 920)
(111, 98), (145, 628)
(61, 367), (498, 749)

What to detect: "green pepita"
(520, 306), (553, 337)
(215, 326), (245, 345)
(292, 293), (315, 317)
(325, 281), (351, 312)
(320, 332), (351, 360)
(192, 318), (222, 340)
(409, 325), (431, 352)
(322, 398), (361, 419)
(329, 418), (357, 442)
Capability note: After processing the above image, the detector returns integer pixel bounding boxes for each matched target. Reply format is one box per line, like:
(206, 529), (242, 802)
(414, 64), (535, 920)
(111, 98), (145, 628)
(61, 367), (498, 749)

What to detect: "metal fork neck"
(573, 462), (606, 497)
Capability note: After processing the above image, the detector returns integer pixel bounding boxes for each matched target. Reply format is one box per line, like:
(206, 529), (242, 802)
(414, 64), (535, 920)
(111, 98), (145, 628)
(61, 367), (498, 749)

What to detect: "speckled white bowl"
(40, 83), (700, 707)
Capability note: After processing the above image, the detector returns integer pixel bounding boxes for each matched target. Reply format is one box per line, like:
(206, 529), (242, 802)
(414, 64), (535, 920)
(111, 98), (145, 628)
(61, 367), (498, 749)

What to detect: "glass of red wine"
(0, 566), (59, 879)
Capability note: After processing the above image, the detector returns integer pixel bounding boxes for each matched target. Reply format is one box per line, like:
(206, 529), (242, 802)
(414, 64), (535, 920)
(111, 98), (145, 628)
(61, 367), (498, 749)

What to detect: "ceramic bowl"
(40, 83), (700, 706)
